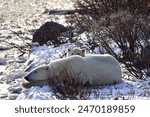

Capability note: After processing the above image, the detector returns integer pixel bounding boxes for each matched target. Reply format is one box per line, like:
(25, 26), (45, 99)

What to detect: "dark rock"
(32, 21), (72, 46)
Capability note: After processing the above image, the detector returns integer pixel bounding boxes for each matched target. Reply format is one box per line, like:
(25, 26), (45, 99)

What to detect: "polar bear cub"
(67, 48), (86, 57)
(23, 54), (122, 87)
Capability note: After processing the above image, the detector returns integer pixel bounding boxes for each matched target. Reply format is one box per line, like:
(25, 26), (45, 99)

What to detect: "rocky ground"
(0, 0), (74, 99)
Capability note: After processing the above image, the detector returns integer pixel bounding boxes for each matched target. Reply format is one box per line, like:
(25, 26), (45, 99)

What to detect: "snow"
(24, 43), (73, 72)
(6, 44), (150, 100)
(1, 43), (150, 100)
(17, 86), (56, 100)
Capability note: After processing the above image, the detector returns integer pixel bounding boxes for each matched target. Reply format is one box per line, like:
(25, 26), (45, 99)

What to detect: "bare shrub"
(74, 0), (150, 17)
(67, 0), (149, 32)
(1, 29), (32, 57)
(50, 67), (98, 100)
(67, 0), (150, 78)
(93, 12), (150, 78)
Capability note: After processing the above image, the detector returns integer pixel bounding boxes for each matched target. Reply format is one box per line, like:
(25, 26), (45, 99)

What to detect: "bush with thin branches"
(50, 67), (98, 100)
(67, 0), (150, 78)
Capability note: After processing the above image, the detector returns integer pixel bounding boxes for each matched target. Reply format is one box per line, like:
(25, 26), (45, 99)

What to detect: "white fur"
(24, 54), (122, 87)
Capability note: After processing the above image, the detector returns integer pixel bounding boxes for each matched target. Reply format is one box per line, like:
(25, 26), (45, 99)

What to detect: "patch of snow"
(0, 41), (150, 100)
(17, 86), (56, 100)
(0, 84), (9, 99)
(15, 44), (150, 100)
(24, 43), (73, 72)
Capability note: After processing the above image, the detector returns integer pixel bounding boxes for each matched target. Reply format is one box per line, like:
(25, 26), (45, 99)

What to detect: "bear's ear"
(45, 66), (49, 71)
(82, 49), (86, 53)
(68, 48), (71, 52)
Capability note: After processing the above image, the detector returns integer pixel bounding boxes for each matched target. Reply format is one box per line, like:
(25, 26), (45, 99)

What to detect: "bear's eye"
(46, 67), (49, 70)
(71, 53), (74, 55)
(34, 71), (37, 73)
(77, 53), (80, 55)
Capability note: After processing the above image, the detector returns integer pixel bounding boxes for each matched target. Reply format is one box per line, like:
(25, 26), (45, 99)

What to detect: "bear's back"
(67, 55), (121, 85)
(84, 54), (119, 65)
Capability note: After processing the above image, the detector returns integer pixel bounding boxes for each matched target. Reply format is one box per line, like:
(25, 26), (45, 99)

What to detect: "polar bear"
(67, 48), (86, 57)
(23, 54), (122, 88)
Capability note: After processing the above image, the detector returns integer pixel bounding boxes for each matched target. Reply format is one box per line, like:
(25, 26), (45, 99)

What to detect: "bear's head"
(24, 65), (50, 82)
(67, 48), (86, 57)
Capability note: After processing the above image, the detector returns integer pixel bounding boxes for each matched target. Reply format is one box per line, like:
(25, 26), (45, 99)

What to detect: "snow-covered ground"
(0, 0), (150, 100)
(0, 43), (150, 100)
(14, 45), (150, 100)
